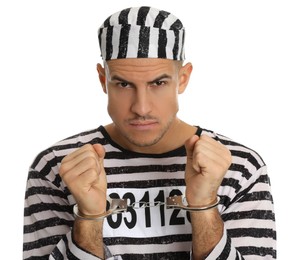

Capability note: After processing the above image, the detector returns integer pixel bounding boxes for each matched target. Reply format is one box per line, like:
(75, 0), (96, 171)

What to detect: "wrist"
(186, 194), (218, 207)
(75, 205), (106, 220)
(73, 198), (128, 221)
(73, 219), (104, 258)
(187, 196), (218, 208)
(166, 195), (220, 212)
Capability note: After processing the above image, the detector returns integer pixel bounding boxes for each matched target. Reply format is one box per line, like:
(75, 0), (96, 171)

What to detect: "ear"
(97, 63), (107, 93)
(178, 62), (193, 94)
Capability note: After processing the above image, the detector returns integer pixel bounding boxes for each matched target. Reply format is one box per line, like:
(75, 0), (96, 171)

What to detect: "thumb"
(93, 144), (107, 189)
(185, 135), (199, 160)
(93, 144), (105, 159)
(185, 135), (201, 174)
(93, 144), (106, 168)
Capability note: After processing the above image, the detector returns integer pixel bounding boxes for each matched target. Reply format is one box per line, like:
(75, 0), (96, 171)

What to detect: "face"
(98, 58), (192, 152)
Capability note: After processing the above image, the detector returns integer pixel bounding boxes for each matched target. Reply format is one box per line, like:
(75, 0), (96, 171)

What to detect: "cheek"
(155, 89), (179, 114)
(107, 92), (130, 119)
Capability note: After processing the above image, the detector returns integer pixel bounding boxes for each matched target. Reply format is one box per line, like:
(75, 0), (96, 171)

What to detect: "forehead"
(105, 58), (177, 74)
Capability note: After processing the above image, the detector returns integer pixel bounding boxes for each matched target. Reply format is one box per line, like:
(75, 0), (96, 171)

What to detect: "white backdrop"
(1, 0), (295, 259)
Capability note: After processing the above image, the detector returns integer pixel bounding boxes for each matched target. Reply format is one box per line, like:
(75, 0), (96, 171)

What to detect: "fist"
(185, 135), (232, 207)
(60, 144), (107, 216)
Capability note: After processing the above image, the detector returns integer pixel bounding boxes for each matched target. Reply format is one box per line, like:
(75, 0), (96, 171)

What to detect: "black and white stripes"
(98, 6), (185, 61)
(23, 126), (276, 259)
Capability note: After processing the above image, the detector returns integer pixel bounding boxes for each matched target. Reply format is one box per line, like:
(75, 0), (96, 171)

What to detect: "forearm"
(191, 208), (224, 260)
(73, 219), (105, 259)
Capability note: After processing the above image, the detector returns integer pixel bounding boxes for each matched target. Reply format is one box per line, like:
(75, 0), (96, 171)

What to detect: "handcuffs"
(73, 195), (220, 221)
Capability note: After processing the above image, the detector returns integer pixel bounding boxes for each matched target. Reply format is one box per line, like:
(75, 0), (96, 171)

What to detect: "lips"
(130, 120), (157, 125)
(128, 120), (158, 130)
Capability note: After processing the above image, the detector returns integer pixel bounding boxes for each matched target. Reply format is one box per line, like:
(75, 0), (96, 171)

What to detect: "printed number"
(107, 192), (138, 229)
(139, 191), (151, 227)
(107, 189), (190, 229)
(123, 192), (137, 229)
(107, 193), (122, 229)
(154, 190), (165, 226)
(169, 189), (184, 225)
(168, 189), (191, 224)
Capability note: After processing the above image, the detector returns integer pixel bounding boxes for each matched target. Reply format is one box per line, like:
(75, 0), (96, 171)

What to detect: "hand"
(60, 144), (107, 216)
(184, 135), (232, 207)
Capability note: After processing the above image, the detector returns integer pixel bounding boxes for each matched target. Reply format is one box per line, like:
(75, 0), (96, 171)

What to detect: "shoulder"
(29, 126), (106, 179)
(201, 127), (266, 173)
(200, 128), (272, 211)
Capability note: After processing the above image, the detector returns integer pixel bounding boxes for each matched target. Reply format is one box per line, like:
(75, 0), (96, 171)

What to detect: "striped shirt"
(23, 126), (276, 259)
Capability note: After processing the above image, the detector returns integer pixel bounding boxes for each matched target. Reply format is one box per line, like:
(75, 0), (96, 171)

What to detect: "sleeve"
(205, 165), (276, 259)
(23, 168), (121, 260)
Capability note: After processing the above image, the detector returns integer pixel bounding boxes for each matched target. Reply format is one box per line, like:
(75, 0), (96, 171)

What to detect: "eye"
(117, 82), (130, 88)
(151, 80), (166, 87)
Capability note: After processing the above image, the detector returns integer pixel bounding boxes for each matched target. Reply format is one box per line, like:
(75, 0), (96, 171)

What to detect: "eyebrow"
(148, 74), (172, 84)
(110, 75), (131, 83)
(110, 74), (172, 85)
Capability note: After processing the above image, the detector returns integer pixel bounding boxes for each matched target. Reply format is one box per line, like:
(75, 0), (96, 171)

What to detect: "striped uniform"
(98, 6), (186, 61)
(23, 126), (276, 259)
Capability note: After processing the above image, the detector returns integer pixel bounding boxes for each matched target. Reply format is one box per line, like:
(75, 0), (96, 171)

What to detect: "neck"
(105, 120), (197, 154)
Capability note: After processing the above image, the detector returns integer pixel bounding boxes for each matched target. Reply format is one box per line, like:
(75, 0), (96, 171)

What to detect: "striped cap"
(98, 6), (185, 61)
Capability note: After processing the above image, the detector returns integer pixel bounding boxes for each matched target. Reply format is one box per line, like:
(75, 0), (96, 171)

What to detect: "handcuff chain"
(129, 201), (166, 209)
(74, 196), (220, 221)
(110, 195), (220, 212)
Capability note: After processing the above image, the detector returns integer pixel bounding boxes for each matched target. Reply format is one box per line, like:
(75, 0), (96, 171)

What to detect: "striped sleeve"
(23, 165), (72, 259)
(202, 130), (276, 259)
(23, 142), (122, 260)
(206, 167), (276, 259)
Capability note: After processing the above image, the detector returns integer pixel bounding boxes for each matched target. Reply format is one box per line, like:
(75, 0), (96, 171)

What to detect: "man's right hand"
(60, 144), (107, 216)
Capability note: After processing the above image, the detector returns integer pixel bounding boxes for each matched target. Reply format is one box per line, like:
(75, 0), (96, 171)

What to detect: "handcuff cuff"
(73, 195), (220, 222)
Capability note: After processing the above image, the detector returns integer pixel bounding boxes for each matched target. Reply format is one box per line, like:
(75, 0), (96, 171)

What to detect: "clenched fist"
(60, 144), (107, 216)
(185, 135), (232, 207)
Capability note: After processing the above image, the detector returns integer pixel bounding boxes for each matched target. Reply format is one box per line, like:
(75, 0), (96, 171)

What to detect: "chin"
(126, 134), (163, 148)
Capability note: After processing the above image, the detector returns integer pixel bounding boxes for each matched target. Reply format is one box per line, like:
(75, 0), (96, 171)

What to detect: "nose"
(131, 88), (152, 117)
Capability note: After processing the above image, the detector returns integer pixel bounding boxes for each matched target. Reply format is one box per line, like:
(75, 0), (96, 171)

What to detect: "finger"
(185, 135), (199, 159)
(93, 144), (106, 177)
(185, 135), (201, 173)
(193, 135), (229, 162)
(93, 144), (105, 161)
(193, 136), (232, 173)
(61, 155), (100, 184)
(197, 135), (226, 154)
(75, 168), (100, 190)
(60, 148), (99, 176)
(62, 144), (95, 163)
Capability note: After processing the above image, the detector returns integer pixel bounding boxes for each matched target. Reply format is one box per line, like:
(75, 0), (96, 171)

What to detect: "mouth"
(128, 120), (158, 130)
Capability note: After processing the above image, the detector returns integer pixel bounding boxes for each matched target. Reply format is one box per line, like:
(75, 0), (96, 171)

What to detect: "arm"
(23, 169), (104, 259)
(59, 143), (107, 258)
(190, 208), (224, 259)
(185, 135), (231, 259)
(73, 219), (104, 258)
(185, 135), (276, 259)
(23, 145), (118, 260)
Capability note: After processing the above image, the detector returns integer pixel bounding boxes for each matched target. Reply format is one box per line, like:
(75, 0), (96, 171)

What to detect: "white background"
(0, 0), (295, 259)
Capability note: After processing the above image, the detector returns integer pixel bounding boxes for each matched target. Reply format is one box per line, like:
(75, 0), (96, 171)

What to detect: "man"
(23, 6), (276, 260)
